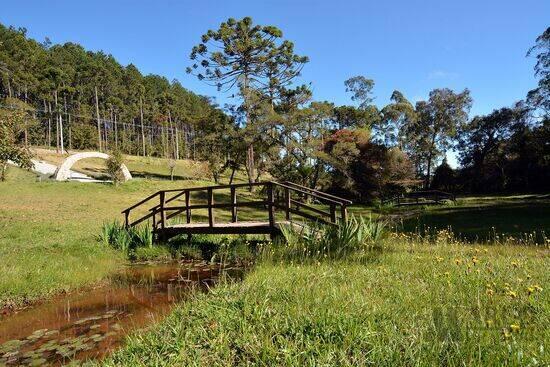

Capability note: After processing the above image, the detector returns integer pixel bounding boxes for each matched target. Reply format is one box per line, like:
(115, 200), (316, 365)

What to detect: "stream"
(0, 261), (243, 366)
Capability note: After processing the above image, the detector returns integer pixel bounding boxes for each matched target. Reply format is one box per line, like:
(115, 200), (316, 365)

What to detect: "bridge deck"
(156, 220), (291, 237)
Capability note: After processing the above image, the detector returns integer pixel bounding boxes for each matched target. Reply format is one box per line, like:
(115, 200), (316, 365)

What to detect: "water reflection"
(0, 261), (242, 366)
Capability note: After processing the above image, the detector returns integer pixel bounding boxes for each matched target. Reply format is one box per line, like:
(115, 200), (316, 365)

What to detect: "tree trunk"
(139, 96), (146, 156)
(54, 91), (59, 153)
(425, 154), (432, 189)
(47, 101), (52, 148)
(95, 86), (102, 152)
(114, 113), (118, 149)
(103, 111), (108, 151)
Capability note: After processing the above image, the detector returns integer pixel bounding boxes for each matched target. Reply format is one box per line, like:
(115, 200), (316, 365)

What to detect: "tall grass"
(263, 215), (387, 263)
(99, 221), (153, 256)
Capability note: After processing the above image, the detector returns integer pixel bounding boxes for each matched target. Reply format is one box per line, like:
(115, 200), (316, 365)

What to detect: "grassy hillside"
(0, 167), (214, 309)
(32, 147), (249, 183)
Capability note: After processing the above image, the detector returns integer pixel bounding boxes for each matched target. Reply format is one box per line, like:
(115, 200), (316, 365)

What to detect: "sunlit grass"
(101, 233), (549, 366)
(0, 167), (211, 308)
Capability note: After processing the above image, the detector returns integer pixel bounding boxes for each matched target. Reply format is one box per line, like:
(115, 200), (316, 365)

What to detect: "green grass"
(0, 167), (214, 309)
(100, 237), (549, 366)
(399, 195), (550, 242)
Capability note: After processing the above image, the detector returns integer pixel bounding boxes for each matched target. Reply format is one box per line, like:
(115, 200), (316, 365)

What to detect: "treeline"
(0, 23), (229, 160)
(1, 20), (548, 200)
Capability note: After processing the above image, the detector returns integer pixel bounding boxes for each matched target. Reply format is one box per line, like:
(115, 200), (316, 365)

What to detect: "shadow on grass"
(400, 199), (549, 242)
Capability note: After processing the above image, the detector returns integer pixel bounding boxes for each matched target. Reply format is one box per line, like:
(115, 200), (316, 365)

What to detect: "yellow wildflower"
(511, 261), (519, 268)
(486, 288), (494, 296)
(486, 320), (494, 327)
(510, 324), (520, 332)
(507, 290), (517, 298)
(472, 256), (479, 265)
(455, 258), (462, 265)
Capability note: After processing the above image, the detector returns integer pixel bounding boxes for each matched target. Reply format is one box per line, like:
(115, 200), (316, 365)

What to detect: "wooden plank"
(160, 191), (166, 229)
(207, 187), (214, 227)
(166, 190), (186, 204)
(230, 187), (237, 222)
(285, 188), (291, 221)
(272, 182), (345, 205)
(185, 190), (191, 223)
(290, 199), (331, 218)
(121, 191), (159, 213)
(267, 182), (275, 229)
(163, 201), (269, 211)
(287, 207), (333, 226)
(282, 181), (353, 204)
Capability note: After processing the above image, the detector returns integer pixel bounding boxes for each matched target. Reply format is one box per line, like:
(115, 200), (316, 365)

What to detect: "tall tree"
(527, 27), (550, 115)
(187, 17), (308, 184)
(344, 76), (375, 108)
(403, 88), (472, 187)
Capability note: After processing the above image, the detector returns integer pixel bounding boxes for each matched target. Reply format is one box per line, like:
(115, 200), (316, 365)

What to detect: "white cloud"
(428, 70), (459, 80)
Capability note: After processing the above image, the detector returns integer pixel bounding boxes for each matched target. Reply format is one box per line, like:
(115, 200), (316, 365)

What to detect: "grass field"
(399, 195), (550, 242)
(101, 237), (549, 366)
(2, 151), (549, 366)
(0, 167), (214, 309)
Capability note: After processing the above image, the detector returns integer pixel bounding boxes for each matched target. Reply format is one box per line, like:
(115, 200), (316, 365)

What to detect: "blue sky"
(1, 0), (548, 164)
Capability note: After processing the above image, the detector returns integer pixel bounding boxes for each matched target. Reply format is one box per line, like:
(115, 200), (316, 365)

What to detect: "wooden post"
(207, 188), (214, 227)
(160, 191), (166, 229)
(285, 188), (291, 221)
(185, 190), (191, 223)
(124, 211), (129, 228)
(230, 187), (237, 223)
(330, 204), (336, 224)
(267, 183), (275, 229)
(340, 204), (348, 223)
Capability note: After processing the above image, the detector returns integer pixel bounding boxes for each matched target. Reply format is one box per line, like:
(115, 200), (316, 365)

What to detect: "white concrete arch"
(54, 152), (132, 182)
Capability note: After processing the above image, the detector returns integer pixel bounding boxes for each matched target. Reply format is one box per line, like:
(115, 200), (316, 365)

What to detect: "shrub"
(106, 149), (125, 186)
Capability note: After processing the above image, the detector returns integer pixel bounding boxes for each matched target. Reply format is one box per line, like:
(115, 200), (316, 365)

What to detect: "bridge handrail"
(121, 181), (351, 230)
(282, 181), (353, 205)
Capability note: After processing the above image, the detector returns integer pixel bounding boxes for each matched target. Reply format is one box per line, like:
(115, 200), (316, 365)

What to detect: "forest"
(1, 20), (549, 201)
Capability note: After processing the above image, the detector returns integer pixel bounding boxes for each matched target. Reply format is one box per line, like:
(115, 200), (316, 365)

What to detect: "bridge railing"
(121, 181), (352, 231)
(381, 190), (456, 206)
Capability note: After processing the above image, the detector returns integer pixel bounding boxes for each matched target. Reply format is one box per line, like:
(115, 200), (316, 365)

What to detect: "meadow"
(0, 166), (213, 309)
(1, 153), (548, 366)
(101, 234), (549, 366)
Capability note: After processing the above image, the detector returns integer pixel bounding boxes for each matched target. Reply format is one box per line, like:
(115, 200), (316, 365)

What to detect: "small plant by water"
(99, 221), (153, 257)
(265, 215), (388, 263)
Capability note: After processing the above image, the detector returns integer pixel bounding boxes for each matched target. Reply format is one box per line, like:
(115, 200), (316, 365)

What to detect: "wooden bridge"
(122, 181), (352, 241)
(382, 190), (456, 206)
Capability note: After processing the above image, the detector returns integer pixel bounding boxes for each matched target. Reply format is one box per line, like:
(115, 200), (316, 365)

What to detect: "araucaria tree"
(187, 17), (308, 184)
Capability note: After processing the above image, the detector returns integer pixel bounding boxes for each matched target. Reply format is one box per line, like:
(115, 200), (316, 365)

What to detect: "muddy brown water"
(0, 262), (243, 366)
